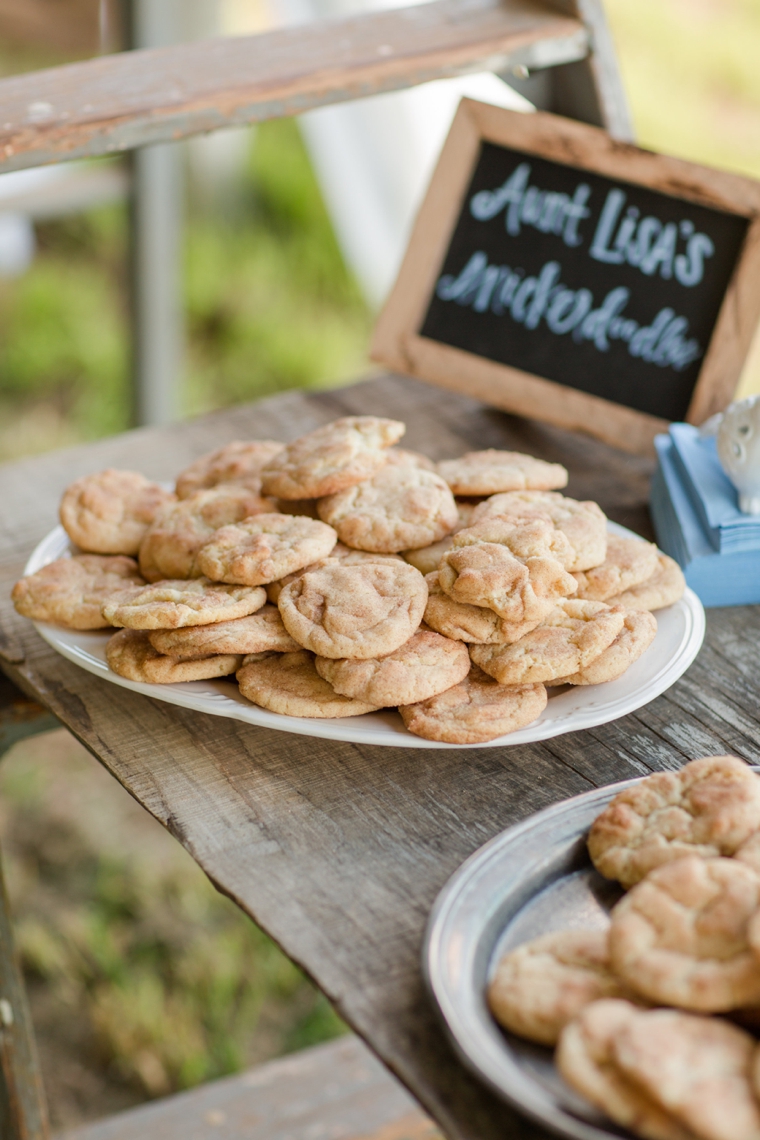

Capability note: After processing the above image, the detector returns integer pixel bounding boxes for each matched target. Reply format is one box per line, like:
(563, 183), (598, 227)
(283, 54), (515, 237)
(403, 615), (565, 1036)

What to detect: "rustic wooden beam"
(0, 673), (58, 760)
(0, 0), (587, 175)
(0, 842), (49, 1140)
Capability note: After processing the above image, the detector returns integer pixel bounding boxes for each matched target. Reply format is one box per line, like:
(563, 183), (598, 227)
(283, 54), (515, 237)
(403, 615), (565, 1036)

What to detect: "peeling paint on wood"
(0, 0), (587, 174)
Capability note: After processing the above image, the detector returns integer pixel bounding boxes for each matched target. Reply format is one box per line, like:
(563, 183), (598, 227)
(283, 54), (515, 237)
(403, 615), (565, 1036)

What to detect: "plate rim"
(24, 523), (706, 750)
(423, 769), (760, 1139)
(422, 775), (645, 1138)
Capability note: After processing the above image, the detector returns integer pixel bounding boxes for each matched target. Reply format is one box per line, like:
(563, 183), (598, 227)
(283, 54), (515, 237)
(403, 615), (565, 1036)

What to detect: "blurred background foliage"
(0, 730), (345, 1128)
(1, 0), (759, 1128)
(0, 116), (370, 461)
(0, 0), (759, 463)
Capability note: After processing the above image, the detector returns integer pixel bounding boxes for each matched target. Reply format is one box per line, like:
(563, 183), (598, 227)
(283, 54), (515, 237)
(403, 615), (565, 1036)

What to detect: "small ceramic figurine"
(705, 395), (760, 515)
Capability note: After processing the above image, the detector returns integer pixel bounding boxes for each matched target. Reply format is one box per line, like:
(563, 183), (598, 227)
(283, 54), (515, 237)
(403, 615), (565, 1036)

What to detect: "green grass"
(185, 118), (370, 417)
(0, 117), (371, 461)
(604, 0), (760, 395)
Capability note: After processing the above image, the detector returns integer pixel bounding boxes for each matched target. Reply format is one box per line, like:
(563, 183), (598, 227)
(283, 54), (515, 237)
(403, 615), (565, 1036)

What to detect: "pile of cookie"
(11, 415), (685, 743)
(488, 755), (760, 1140)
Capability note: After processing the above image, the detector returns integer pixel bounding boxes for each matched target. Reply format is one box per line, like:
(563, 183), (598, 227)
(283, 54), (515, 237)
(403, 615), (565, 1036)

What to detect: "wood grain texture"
(0, 673), (59, 759)
(0, 373), (750, 1140)
(0, 847), (49, 1140)
(555, 0), (632, 140)
(62, 1035), (439, 1140)
(0, 0), (586, 175)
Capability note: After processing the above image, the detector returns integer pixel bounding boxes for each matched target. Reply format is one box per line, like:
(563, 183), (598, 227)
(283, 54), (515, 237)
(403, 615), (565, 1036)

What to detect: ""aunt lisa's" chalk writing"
(434, 161), (713, 371)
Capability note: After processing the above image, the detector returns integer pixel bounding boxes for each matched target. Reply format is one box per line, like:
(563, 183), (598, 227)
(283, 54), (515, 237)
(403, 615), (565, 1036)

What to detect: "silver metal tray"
(423, 776), (643, 1140)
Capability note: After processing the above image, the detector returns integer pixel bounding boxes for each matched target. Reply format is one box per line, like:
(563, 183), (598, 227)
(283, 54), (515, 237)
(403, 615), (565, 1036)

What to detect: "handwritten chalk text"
(436, 251), (703, 371)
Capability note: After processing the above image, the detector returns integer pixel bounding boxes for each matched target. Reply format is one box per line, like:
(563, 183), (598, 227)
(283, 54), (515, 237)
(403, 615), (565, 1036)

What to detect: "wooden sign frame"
(371, 99), (760, 454)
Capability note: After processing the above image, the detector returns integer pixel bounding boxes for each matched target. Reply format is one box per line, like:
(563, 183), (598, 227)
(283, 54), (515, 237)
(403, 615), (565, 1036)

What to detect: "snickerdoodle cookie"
(472, 490), (607, 572)
(488, 928), (629, 1046)
(278, 561), (427, 659)
(260, 416), (404, 499)
(148, 605), (298, 658)
(470, 599), (625, 685)
(237, 650), (381, 717)
(12, 555), (144, 630)
(315, 629), (469, 706)
(138, 486), (272, 581)
(438, 449), (568, 496)
(196, 513), (337, 585)
(317, 462), (458, 553)
(423, 571), (539, 644)
(402, 501), (479, 574)
(607, 553), (686, 612)
(557, 1000), (699, 1140)
(102, 577), (266, 630)
(450, 515), (574, 566)
(175, 440), (284, 499)
(403, 536), (454, 576)
(609, 856), (760, 1011)
(552, 609), (657, 686)
(613, 1008), (760, 1140)
(60, 469), (175, 555)
(587, 756), (760, 888)
(438, 521), (577, 624)
(573, 535), (659, 602)
(398, 665), (546, 744)
(265, 545), (402, 604)
(384, 447), (436, 471)
(106, 628), (242, 683)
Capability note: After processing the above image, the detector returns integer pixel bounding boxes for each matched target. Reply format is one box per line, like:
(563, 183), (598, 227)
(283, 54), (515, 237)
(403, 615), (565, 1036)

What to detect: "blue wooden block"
(651, 433), (760, 607)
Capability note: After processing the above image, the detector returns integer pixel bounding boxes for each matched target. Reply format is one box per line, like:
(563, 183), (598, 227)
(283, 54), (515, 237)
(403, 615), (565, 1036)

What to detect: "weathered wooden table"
(1, 373), (757, 1140)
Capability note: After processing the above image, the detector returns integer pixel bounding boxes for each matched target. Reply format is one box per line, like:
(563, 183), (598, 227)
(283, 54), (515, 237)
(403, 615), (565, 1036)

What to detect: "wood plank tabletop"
(1, 373), (758, 1140)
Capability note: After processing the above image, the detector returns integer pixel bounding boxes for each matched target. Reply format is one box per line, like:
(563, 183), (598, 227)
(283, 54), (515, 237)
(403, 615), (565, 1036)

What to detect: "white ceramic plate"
(25, 522), (705, 749)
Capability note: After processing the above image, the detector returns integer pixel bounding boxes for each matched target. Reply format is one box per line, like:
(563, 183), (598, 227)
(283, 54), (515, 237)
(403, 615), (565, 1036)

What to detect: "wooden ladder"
(0, 0), (630, 178)
(0, 2), (630, 1133)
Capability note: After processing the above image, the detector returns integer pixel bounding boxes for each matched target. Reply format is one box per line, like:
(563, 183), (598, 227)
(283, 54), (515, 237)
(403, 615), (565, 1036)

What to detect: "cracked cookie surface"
(317, 462), (458, 553)
(278, 561), (427, 659)
(60, 469), (175, 555)
(438, 449), (568, 496)
(315, 628), (469, 706)
(260, 416), (404, 499)
(107, 628), (242, 683)
(588, 756), (760, 888)
(175, 440), (284, 499)
(398, 664), (546, 744)
(148, 604), (297, 658)
(470, 598), (624, 685)
(12, 554), (144, 630)
(102, 577), (266, 630)
(472, 490), (607, 572)
(488, 928), (629, 1046)
(138, 486), (272, 581)
(197, 513), (337, 586)
(237, 649), (381, 717)
(609, 855), (760, 1011)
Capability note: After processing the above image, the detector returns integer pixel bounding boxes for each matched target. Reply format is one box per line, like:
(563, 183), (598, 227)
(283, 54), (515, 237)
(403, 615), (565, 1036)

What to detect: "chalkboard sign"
(371, 100), (760, 454)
